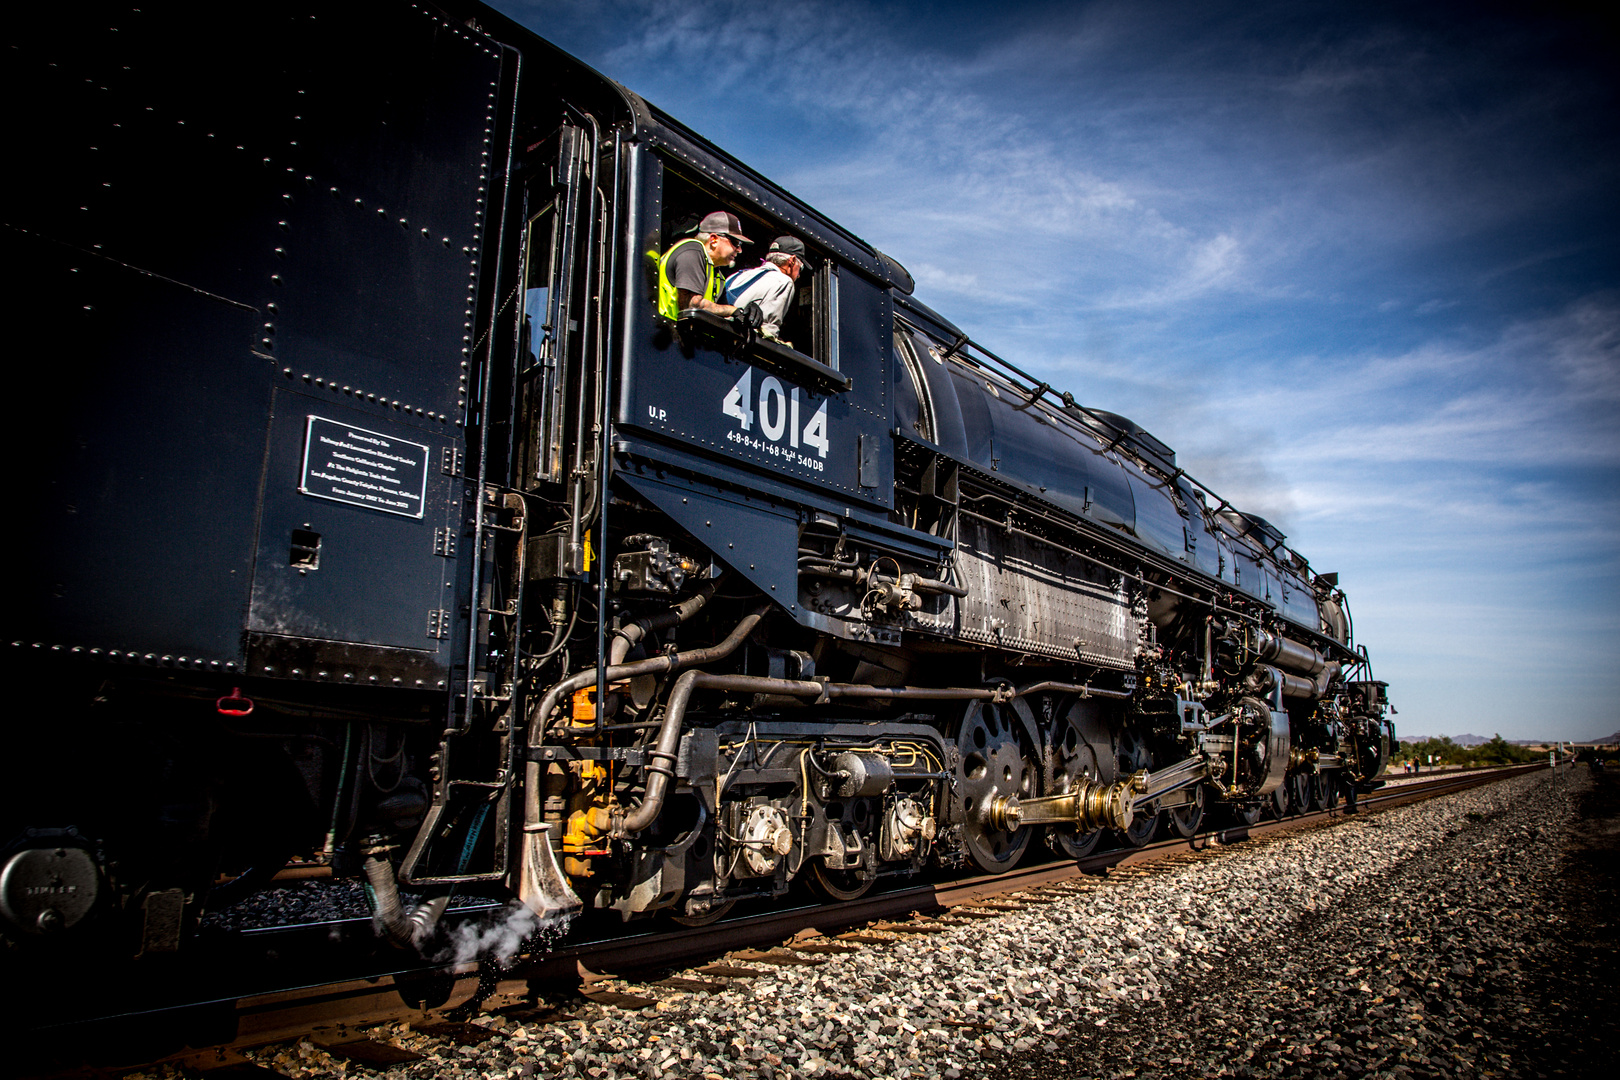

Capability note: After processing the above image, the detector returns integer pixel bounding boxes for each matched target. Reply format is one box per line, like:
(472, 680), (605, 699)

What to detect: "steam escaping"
(436, 898), (573, 968)
(436, 899), (577, 1018)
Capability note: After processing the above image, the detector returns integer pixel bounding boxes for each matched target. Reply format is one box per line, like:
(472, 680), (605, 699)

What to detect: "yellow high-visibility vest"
(657, 237), (720, 320)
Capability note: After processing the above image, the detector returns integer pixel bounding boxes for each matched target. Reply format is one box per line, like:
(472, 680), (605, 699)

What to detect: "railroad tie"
(655, 977), (731, 992)
(192, 1061), (286, 1080)
(578, 988), (661, 1009)
(696, 962), (775, 978)
(417, 1021), (499, 1047)
(731, 948), (827, 966)
(494, 1003), (579, 1024)
(786, 941), (862, 954)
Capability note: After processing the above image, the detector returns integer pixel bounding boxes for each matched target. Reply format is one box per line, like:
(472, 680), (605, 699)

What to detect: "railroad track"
(13, 764), (1542, 1076)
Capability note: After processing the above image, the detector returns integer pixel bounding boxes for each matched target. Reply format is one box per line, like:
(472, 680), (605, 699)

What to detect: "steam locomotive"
(1, 0), (1390, 959)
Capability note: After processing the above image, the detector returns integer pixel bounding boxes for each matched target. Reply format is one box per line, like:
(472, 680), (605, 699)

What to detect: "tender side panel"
(3, 1), (501, 681)
(11, 245), (264, 665)
(247, 391), (464, 672)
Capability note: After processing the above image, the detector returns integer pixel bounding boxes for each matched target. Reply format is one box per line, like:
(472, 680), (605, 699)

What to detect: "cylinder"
(830, 752), (894, 798)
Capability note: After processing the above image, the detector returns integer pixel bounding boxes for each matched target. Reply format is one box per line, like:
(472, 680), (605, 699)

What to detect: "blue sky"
(493, 0), (1620, 741)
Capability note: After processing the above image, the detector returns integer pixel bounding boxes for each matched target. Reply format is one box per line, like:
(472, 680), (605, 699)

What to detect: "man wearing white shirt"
(723, 236), (814, 346)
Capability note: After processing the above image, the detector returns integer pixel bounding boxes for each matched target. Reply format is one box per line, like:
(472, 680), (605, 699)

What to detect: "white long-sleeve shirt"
(722, 264), (797, 341)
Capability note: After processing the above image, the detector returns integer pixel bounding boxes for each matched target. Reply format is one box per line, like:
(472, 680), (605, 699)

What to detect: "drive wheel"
(1288, 772), (1312, 815)
(1270, 783), (1289, 820)
(1049, 827), (1103, 859)
(395, 969), (456, 1009)
(1318, 772), (1339, 810)
(1163, 783), (1206, 839)
(807, 857), (877, 902)
(1114, 727), (1156, 847)
(1049, 700), (1106, 859)
(954, 700), (1034, 873)
(1120, 806), (1159, 847)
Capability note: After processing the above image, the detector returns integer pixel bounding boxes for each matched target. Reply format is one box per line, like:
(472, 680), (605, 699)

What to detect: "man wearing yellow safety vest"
(657, 210), (751, 321)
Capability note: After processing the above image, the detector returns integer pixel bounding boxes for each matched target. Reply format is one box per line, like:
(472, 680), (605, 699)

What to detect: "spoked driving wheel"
(1316, 772), (1339, 810)
(1270, 783), (1289, 820)
(1047, 700), (1105, 859)
(954, 699), (1035, 873)
(1288, 772), (1312, 815)
(1121, 806), (1159, 847)
(1163, 782), (1206, 839)
(1115, 727), (1157, 848)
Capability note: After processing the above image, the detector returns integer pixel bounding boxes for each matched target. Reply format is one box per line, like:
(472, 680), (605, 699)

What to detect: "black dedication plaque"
(299, 416), (430, 519)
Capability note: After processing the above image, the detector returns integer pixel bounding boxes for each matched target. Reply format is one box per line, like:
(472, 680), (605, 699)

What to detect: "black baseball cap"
(768, 235), (814, 269)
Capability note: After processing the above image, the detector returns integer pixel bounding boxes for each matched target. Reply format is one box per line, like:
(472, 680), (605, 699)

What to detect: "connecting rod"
(988, 754), (1214, 834)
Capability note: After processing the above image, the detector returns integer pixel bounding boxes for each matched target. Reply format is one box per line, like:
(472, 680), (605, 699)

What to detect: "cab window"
(658, 166), (834, 370)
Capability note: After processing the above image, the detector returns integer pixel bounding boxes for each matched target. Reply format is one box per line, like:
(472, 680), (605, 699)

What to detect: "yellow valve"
(563, 805), (611, 852)
(561, 759), (611, 878)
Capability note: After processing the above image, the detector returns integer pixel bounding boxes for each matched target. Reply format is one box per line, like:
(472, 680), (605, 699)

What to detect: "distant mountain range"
(1397, 733), (1493, 746)
(1398, 732), (1620, 746)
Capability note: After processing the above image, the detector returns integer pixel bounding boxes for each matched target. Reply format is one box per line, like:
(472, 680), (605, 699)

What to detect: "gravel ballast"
(223, 767), (1614, 1080)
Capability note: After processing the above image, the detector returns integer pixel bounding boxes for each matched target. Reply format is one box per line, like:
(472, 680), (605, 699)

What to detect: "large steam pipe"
(1015, 679), (1134, 701)
(1245, 663), (1333, 700)
(607, 579), (719, 666)
(799, 564), (970, 598)
(529, 604), (768, 740)
(363, 851), (451, 951)
(1251, 629), (1328, 677)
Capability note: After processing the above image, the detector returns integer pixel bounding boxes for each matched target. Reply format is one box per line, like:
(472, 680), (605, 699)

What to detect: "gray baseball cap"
(698, 211), (752, 244)
(768, 235), (814, 269)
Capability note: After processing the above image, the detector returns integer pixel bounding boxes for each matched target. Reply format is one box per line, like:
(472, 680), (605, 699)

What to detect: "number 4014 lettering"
(722, 367), (829, 458)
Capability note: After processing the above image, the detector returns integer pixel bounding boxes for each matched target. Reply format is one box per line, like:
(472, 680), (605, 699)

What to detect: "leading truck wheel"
(1227, 802), (1264, 827)
(807, 858), (877, 902)
(954, 700), (1034, 873)
(670, 899), (737, 927)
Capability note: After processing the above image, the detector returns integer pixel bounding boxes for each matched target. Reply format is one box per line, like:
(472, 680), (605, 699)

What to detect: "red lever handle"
(217, 687), (255, 716)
